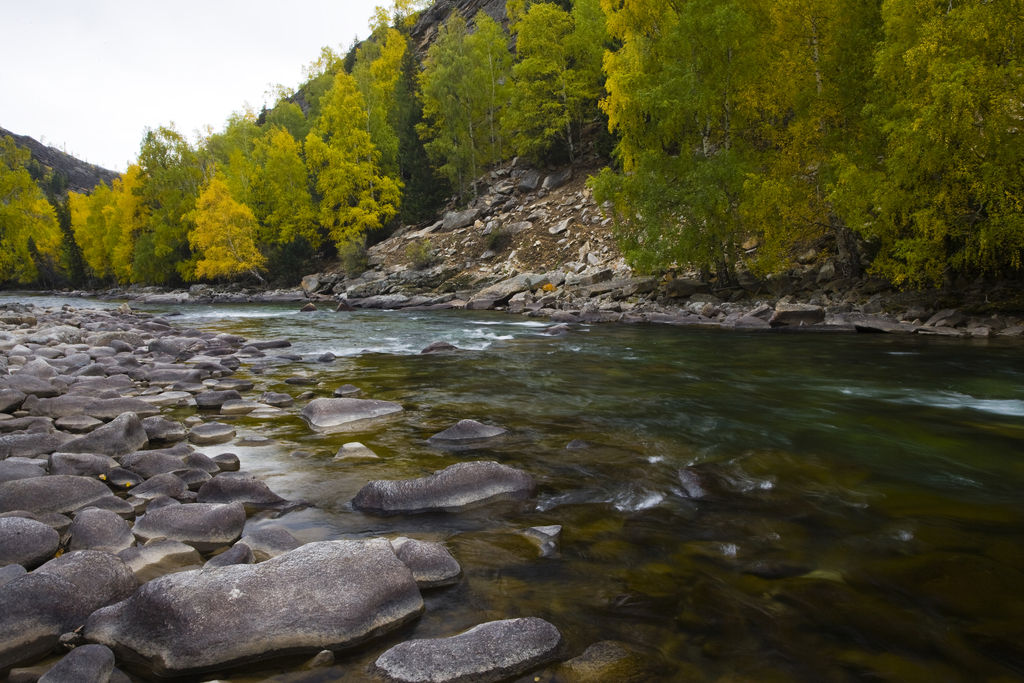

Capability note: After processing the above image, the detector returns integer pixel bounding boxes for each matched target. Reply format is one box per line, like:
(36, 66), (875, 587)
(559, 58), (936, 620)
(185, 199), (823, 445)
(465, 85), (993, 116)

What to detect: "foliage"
(338, 233), (369, 276)
(406, 238), (436, 269)
(505, 0), (607, 163)
(417, 11), (512, 197)
(305, 69), (403, 250)
(485, 225), (512, 252)
(188, 174), (267, 282)
(0, 136), (61, 284)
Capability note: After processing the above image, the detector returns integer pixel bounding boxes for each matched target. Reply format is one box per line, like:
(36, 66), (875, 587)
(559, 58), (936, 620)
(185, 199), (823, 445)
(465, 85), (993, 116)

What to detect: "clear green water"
(13, 298), (1024, 682)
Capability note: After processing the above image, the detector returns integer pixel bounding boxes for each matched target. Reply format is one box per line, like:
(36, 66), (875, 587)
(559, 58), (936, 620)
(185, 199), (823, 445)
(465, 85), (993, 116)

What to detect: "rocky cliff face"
(409, 0), (508, 53)
(0, 126), (119, 194)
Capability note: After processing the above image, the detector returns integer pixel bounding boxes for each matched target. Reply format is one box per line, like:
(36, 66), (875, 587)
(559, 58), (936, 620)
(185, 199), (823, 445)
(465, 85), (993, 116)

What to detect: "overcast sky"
(0, 0), (382, 172)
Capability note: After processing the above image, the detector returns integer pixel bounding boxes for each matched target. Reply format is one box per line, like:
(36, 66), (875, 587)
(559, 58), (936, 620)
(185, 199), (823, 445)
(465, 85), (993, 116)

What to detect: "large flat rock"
(132, 502), (246, 552)
(373, 617), (564, 683)
(0, 476), (115, 516)
(300, 398), (403, 430)
(60, 412), (149, 457)
(352, 461), (536, 516)
(84, 539), (424, 677)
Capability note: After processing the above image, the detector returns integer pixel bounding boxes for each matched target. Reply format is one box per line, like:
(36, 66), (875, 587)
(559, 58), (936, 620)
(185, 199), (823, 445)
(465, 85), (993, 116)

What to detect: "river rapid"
(9, 295), (1024, 682)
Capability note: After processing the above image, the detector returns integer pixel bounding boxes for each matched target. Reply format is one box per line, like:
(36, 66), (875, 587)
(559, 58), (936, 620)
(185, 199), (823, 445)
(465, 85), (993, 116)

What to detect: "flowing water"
(10, 296), (1024, 682)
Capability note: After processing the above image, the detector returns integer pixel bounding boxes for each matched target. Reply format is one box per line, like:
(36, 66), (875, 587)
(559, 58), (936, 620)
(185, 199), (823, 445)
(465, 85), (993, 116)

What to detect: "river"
(8, 295), (1024, 682)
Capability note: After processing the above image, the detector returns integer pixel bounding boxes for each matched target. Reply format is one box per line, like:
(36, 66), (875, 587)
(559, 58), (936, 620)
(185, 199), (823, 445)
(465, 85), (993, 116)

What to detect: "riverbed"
(8, 295), (1024, 682)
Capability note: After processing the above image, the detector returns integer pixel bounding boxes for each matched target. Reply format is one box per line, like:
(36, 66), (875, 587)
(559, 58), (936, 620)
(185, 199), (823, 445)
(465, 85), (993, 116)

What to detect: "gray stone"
(54, 415), (103, 433)
(925, 308), (965, 328)
(29, 395), (94, 419)
(352, 461), (536, 516)
(129, 472), (187, 501)
(83, 540), (424, 677)
(68, 508), (135, 553)
(173, 467), (212, 491)
(442, 209), (481, 232)
(60, 412), (149, 457)
(0, 517), (60, 569)
(0, 476), (114, 516)
(120, 451), (185, 479)
(427, 419), (507, 447)
(0, 550), (136, 676)
(391, 537), (462, 588)
(141, 416), (186, 443)
(182, 451), (220, 474)
(769, 303), (826, 327)
(518, 169), (543, 193)
(118, 539), (202, 583)
(664, 278), (709, 298)
(204, 542), (254, 568)
(132, 502), (246, 552)
(0, 563), (26, 589)
(0, 458), (47, 484)
(212, 453), (240, 472)
(188, 422), (235, 445)
(213, 378), (255, 392)
(300, 398), (404, 430)
(373, 617), (564, 683)
(73, 496), (135, 521)
(238, 526), (300, 562)
(0, 432), (75, 459)
(0, 389), (26, 413)
(333, 384), (362, 398)
(194, 390), (241, 409)
(84, 398), (160, 421)
(102, 468), (143, 493)
(421, 341), (458, 354)
(49, 452), (118, 478)
(37, 644), (114, 683)
(260, 392), (293, 407)
(335, 442), (380, 461)
(519, 525), (561, 558)
(2, 376), (60, 399)
(196, 472), (295, 512)
(542, 167), (573, 191)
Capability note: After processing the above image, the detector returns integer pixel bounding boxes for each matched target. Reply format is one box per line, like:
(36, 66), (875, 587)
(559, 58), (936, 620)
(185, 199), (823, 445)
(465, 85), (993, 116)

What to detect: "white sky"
(0, 0), (382, 172)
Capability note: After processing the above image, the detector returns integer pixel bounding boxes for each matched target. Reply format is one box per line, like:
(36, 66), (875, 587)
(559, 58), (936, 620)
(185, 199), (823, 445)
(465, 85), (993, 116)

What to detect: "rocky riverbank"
(0, 302), (648, 682)
(36, 156), (1024, 340)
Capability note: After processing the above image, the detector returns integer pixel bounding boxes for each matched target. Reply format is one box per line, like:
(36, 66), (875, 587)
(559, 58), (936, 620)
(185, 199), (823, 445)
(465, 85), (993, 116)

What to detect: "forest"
(1, 0), (1020, 290)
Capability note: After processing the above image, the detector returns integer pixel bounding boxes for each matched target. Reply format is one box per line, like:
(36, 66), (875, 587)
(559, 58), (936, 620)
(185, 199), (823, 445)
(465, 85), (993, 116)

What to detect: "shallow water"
(9, 296), (1024, 682)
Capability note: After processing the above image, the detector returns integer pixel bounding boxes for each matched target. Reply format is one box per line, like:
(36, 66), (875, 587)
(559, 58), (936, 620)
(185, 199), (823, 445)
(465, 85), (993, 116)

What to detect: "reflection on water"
(7, 295), (1024, 682)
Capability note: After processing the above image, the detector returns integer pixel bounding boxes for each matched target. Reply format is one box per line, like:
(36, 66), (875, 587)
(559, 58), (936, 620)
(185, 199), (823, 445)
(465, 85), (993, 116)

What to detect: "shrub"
(406, 239), (436, 270)
(338, 235), (368, 277)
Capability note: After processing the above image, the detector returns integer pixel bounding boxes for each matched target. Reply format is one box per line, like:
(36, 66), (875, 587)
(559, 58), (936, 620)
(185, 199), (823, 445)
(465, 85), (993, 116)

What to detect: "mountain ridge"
(0, 125), (119, 194)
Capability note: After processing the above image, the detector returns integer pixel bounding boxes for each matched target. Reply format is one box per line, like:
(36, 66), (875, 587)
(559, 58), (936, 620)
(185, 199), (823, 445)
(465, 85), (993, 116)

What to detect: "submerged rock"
(391, 537), (462, 588)
(427, 419), (507, 447)
(352, 461), (536, 515)
(300, 398), (403, 430)
(373, 617), (563, 683)
(553, 641), (649, 683)
(84, 540), (424, 677)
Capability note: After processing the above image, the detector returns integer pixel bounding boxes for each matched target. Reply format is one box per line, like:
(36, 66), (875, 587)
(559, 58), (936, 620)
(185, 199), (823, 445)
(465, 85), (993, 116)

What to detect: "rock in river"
(427, 419), (508, 447)
(373, 617), (563, 683)
(68, 508), (135, 553)
(60, 412), (149, 457)
(0, 517), (60, 569)
(352, 461), (536, 515)
(0, 550), (136, 676)
(196, 472), (297, 512)
(37, 643), (115, 683)
(188, 421), (236, 445)
(131, 501), (246, 552)
(84, 539), (424, 677)
(300, 398), (403, 430)
(0, 476), (114, 516)
(391, 537), (462, 588)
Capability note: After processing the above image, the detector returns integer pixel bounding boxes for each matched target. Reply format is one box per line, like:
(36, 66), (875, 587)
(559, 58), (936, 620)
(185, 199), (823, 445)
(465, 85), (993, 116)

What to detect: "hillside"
(0, 125), (119, 193)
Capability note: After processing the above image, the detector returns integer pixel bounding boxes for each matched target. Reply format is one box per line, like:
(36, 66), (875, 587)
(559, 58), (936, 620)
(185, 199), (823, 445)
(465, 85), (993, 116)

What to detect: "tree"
(417, 11), (512, 197)
(256, 127), (319, 247)
(834, 0), (1024, 286)
(505, 0), (606, 163)
(352, 26), (407, 177)
(0, 136), (61, 284)
(134, 126), (209, 283)
(188, 174), (267, 281)
(305, 70), (402, 248)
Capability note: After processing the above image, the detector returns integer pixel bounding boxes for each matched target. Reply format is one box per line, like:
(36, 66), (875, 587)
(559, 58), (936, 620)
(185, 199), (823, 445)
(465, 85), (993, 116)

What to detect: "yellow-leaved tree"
(305, 70), (401, 249)
(0, 136), (61, 283)
(188, 174), (266, 282)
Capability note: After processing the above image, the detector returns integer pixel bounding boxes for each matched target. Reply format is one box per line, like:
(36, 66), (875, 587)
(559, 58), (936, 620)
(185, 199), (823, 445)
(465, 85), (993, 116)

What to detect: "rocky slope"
(0, 126), (119, 194)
